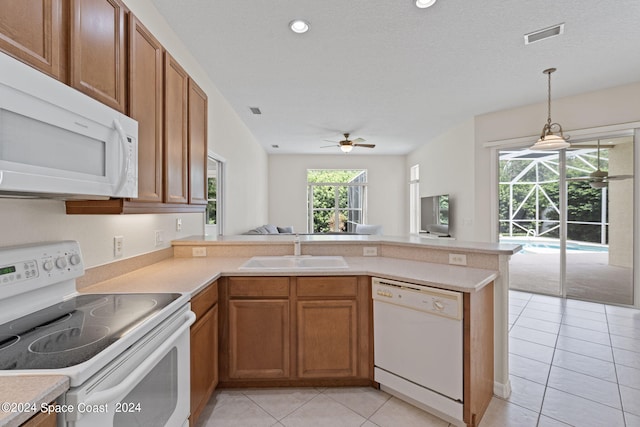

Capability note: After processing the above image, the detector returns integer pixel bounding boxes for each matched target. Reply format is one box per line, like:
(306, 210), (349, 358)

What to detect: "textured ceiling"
(150, 0), (640, 155)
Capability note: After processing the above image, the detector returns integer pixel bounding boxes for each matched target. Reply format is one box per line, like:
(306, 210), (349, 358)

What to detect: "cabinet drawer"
(228, 277), (289, 298)
(297, 277), (358, 298)
(191, 281), (217, 319)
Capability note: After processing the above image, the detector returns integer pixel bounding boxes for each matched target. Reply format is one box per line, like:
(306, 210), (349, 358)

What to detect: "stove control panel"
(0, 241), (84, 288)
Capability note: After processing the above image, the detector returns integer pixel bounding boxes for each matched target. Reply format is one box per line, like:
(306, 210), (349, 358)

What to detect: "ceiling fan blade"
(323, 139), (338, 143)
(566, 177), (592, 181)
(354, 143), (376, 148)
(320, 144), (339, 148)
(351, 138), (365, 143)
(605, 174), (634, 181)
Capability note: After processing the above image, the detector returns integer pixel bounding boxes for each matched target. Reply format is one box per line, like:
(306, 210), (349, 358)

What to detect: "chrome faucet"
(293, 234), (301, 256)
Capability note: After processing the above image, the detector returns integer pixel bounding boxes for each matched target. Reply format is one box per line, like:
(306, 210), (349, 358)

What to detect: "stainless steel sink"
(239, 256), (348, 270)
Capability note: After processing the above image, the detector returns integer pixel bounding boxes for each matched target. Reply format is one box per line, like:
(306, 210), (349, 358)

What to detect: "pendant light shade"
(530, 68), (570, 151)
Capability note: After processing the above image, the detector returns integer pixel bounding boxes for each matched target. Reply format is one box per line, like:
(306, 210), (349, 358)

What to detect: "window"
(205, 156), (224, 235)
(307, 169), (367, 233)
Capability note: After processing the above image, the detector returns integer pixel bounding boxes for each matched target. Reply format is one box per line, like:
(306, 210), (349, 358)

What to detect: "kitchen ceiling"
(150, 0), (640, 155)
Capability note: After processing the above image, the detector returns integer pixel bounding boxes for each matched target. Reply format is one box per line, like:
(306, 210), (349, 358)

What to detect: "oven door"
(61, 307), (195, 427)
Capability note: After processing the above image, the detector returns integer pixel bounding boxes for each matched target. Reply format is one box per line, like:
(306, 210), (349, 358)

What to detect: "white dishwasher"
(372, 277), (464, 425)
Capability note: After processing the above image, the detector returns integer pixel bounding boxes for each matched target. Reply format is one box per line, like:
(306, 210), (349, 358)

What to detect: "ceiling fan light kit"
(322, 133), (376, 153)
(530, 68), (570, 151)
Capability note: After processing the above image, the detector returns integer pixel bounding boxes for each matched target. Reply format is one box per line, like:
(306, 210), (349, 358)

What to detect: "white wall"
(268, 155), (406, 236)
(406, 119), (476, 241)
(0, 0), (268, 267)
(474, 82), (640, 242)
(0, 199), (202, 267)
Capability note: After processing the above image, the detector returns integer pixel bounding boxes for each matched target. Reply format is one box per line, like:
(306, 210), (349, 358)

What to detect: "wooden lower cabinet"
(228, 299), (290, 378)
(297, 299), (357, 378)
(219, 276), (372, 387)
(190, 281), (218, 426)
(21, 408), (56, 427)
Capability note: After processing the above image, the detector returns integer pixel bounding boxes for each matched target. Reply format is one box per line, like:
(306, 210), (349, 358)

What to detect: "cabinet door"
(164, 53), (189, 204)
(0, 0), (65, 80)
(129, 16), (163, 202)
(190, 304), (218, 426)
(70, 0), (126, 112)
(228, 299), (289, 378)
(188, 79), (207, 205)
(297, 300), (358, 378)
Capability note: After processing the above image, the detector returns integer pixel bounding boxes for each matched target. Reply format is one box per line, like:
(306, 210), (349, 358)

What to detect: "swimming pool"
(500, 237), (608, 254)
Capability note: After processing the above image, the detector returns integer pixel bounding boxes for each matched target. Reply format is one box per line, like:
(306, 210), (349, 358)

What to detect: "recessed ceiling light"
(289, 19), (310, 34)
(415, 0), (436, 8)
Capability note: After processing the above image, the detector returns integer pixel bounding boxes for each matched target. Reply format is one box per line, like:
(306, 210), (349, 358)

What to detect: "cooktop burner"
(0, 293), (180, 370)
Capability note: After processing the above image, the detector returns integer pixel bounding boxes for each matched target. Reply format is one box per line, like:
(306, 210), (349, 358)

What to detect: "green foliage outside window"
(206, 177), (217, 225)
(499, 150), (607, 244)
(308, 170), (366, 233)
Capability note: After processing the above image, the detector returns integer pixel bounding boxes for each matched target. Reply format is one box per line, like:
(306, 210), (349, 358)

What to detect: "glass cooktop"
(0, 293), (180, 370)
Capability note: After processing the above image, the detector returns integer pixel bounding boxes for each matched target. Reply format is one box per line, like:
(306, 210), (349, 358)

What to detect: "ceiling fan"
(566, 140), (633, 188)
(322, 133), (375, 153)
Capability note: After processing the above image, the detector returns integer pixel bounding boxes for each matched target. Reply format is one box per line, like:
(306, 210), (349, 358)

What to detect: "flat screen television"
(420, 194), (450, 237)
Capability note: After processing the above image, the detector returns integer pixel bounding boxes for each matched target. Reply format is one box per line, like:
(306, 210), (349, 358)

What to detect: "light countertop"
(0, 376), (68, 427)
(82, 255), (498, 296)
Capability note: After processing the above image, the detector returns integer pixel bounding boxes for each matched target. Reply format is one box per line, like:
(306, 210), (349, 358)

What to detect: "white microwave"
(0, 52), (138, 199)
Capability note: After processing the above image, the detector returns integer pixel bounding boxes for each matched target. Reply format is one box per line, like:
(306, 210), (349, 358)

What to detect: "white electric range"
(0, 241), (195, 427)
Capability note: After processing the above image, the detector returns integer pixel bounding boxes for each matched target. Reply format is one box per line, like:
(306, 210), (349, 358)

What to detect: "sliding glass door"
(499, 136), (634, 305)
(565, 138), (634, 304)
(499, 150), (562, 296)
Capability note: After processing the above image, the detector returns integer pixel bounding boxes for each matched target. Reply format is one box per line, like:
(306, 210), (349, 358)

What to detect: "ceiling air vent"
(524, 23), (564, 45)
(249, 107), (262, 115)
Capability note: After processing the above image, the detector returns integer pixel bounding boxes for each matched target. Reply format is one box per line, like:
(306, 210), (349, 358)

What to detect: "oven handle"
(84, 311), (196, 407)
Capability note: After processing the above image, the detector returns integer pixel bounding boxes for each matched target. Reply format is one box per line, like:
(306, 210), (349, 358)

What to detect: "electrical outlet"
(155, 230), (164, 247)
(114, 236), (124, 257)
(449, 253), (467, 266)
(176, 218), (182, 231)
(363, 246), (378, 256)
(192, 247), (207, 257)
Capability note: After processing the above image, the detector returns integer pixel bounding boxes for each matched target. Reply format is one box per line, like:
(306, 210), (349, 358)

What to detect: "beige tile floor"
(197, 291), (640, 427)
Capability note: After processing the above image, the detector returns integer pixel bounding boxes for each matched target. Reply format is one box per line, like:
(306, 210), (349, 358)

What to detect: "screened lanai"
(498, 136), (634, 305)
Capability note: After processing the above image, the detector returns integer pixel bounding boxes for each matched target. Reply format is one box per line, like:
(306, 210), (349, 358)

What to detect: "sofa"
(244, 224), (294, 234)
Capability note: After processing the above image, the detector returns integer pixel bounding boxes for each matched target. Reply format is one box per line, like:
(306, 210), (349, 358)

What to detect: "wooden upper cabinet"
(0, 0), (66, 81)
(69, 0), (126, 112)
(188, 79), (208, 205)
(164, 53), (189, 204)
(129, 16), (163, 203)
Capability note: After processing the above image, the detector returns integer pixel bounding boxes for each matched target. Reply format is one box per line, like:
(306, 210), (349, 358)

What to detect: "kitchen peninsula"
(167, 234), (520, 398)
(1, 234), (519, 427)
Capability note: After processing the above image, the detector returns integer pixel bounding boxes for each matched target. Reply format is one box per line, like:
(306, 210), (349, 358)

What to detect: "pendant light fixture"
(530, 68), (570, 150)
